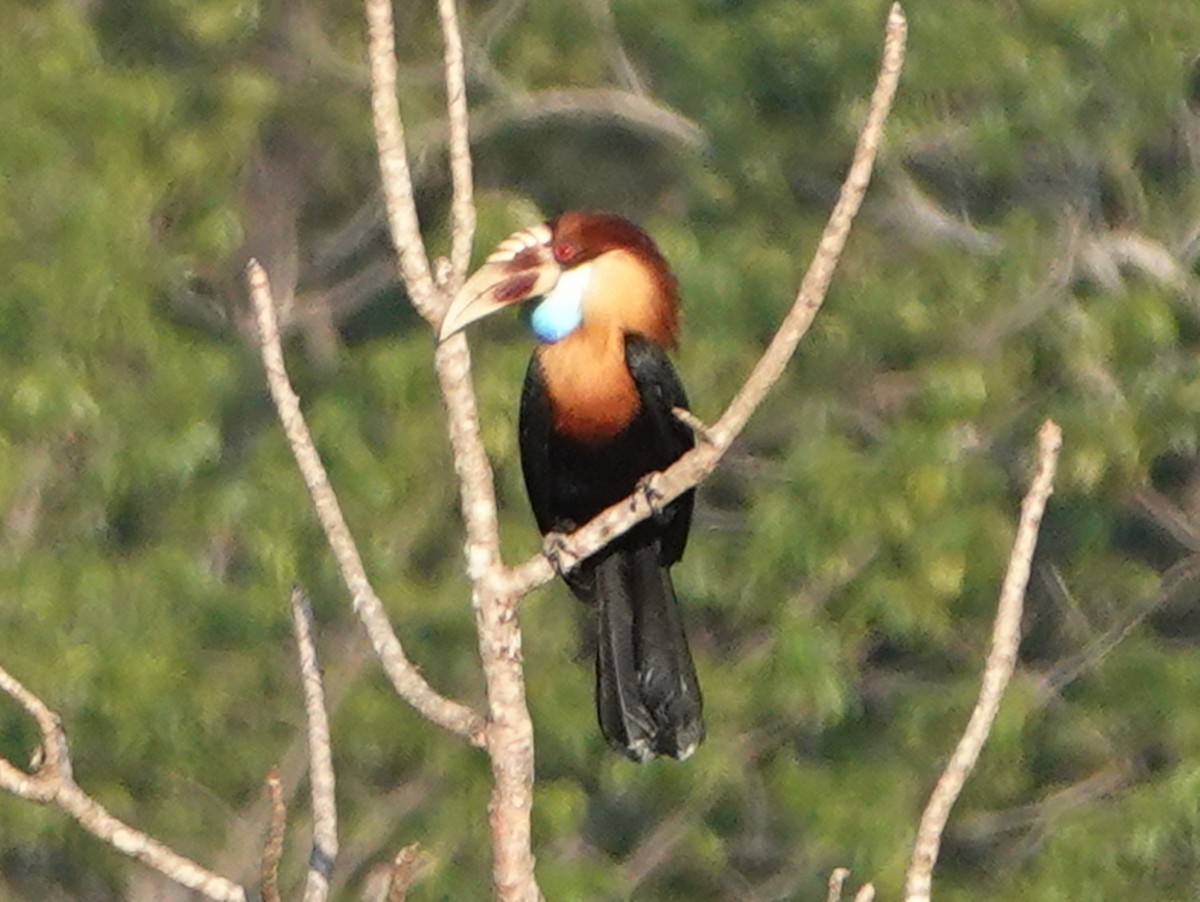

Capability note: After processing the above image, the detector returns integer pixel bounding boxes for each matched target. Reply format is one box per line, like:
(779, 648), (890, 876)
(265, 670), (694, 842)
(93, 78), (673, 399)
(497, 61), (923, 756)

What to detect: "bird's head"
(438, 211), (679, 347)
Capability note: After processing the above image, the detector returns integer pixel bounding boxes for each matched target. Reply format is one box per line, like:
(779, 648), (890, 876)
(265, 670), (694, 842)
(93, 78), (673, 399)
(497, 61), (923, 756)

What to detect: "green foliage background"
(3, 0), (1199, 899)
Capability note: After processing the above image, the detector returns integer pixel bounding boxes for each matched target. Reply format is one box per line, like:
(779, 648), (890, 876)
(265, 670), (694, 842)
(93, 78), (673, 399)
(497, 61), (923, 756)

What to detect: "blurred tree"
(2, 0), (1199, 900)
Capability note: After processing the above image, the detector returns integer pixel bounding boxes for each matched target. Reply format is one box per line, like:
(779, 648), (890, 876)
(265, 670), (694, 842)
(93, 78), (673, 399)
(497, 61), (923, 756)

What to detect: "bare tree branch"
(435, 336), (540, 902)
(290, 587), (339, 902)
(1035, 551), (1200, 704)
(365, 2), (544, 894)
(826, 868), (875, 902)
(437, 0), (476, 289)
(364, 0), (438, 317)
(331, 777), (438, 899)
(247, 261), (486, 745)
(827, 868), (851, 902)
(362, 0), (542, 893)
(0, 664), (248, 902)
(855, 884), (877, 902)
(386, 844), (428, 901)
(621, 796), (711, 890)
(505, 2), (909, 593)
(904, 420), (1064, 902)
(260, 771), (286, 902)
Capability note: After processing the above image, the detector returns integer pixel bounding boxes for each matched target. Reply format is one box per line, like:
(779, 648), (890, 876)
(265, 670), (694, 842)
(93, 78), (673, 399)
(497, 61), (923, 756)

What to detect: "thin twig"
(260, 771), (286, 902)
(952, 760), (1133, 844)
(364, 0), (438, 317)
(827, 867), (851, 902)
(437, 0), (476, 290)
(386, 844), (427, 901)
(290, 587), (339, 902)
(504, 3), (908, 593)
(0, 664), (248, 902)
(247, 261), (485, 745)
(672, 406), (714, 443)
(903, 420), (1063, 902)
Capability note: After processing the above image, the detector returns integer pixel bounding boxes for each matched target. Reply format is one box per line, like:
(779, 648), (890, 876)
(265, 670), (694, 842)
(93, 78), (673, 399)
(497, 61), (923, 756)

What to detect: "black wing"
(518, 352), (556, 536)
(624, 335), (696, 565)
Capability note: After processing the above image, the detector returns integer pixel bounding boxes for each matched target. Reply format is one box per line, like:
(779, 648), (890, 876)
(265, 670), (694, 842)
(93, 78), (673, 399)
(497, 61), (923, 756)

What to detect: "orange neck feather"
(584, 249), (678, 348)
(538, 321), (639, 444)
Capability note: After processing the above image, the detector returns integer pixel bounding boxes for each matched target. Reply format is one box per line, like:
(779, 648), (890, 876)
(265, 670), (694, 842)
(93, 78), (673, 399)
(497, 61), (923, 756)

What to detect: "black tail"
(591, 541), (704, 761)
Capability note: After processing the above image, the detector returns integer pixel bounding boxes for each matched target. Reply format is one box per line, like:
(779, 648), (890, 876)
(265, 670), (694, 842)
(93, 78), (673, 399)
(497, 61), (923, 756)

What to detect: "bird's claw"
(542, 531), (579, 575)
(636, 473), (671, 524)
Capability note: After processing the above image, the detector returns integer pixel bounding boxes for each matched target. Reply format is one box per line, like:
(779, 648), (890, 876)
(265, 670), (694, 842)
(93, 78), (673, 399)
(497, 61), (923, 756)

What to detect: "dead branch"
(385, 844), (429, 901)
(827, 868), (851, 902)
(826, 868), (877, 902)
(437, 0), (475, 289)
(290, 587), (340, 902)
(0, 664), (248, 902)
(330, 777), (438, 899)
(1035, 551), (1200, 704)
(364, 0), (438, 318)
(855, 884), (877, 902)
(247, 261), (486, 746)
(903, 420), (1063, 902)
(260, 771), (286, 902)
(621, 795), (711, 890)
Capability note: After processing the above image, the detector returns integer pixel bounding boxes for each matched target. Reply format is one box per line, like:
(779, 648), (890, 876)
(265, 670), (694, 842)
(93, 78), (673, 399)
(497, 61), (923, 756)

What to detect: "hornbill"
(439, 211), (704, 761)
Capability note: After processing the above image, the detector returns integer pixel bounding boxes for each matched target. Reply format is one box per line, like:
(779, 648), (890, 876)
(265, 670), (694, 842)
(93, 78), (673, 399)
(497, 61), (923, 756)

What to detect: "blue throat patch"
(531, 292), (583, 343)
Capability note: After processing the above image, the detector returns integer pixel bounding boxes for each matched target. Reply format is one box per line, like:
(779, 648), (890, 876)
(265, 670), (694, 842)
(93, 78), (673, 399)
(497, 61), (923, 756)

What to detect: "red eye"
(553, 241), (578, 264)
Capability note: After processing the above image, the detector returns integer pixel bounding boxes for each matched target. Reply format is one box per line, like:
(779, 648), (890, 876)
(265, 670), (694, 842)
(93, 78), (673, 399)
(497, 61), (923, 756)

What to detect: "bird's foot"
(542, 531), (580, 575)
(636, 473), (671, 524)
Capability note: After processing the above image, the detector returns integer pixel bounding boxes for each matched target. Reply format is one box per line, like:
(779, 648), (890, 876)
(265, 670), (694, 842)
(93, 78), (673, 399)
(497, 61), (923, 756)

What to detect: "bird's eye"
(553, 241), (578, 264)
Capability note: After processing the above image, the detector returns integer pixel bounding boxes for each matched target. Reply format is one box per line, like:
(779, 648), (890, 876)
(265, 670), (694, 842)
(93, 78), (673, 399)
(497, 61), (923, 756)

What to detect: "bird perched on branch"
(439, 211), (704, 761)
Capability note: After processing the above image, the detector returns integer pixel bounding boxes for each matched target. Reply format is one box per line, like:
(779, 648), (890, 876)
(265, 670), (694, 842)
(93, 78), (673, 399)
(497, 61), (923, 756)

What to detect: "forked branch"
(248, 261), (486, 747)
(0, 665), (248, 902)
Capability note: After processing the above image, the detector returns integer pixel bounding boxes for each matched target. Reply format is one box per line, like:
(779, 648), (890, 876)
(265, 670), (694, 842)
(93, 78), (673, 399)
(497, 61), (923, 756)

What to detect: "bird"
(439, 211), (704, 762)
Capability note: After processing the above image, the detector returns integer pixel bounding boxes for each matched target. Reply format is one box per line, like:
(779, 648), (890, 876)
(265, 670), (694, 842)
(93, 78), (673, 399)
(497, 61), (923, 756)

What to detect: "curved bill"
(438, 223), (560, 342)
